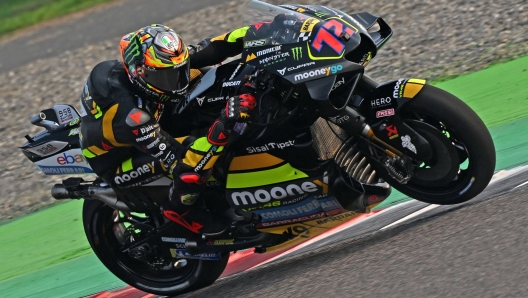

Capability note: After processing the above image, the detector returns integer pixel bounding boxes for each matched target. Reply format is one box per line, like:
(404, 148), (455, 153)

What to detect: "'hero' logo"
(371, 97), (392, 107)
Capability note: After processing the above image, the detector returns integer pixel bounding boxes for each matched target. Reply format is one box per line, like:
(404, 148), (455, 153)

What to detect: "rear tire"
(83, 199), (229, 296)
(377, 85), (496, 204)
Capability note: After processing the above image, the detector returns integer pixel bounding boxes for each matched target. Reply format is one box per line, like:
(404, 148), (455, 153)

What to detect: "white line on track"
(379, 204), (439, 230)
(514, 180), (528, 188)
(378, 164), (528, 230)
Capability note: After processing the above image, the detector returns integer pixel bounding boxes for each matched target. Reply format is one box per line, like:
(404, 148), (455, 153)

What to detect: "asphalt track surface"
(0, 0), (231, 73)
(3, 1), (527, 297)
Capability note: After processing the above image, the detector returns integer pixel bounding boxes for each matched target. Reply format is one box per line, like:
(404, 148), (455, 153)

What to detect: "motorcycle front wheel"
(82, 199), (229, 296)
(374, 84), (496, 205)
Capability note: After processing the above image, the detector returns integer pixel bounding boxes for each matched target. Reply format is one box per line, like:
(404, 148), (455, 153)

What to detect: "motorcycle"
(20, 1), (495, 296)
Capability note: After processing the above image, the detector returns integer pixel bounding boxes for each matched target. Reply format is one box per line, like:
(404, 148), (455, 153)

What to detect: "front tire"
(378, 84), (496, 204)
(82, 199), (229, 296)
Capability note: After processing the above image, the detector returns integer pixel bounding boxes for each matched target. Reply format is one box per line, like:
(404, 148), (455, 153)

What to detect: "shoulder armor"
(126, 108), (151, 127)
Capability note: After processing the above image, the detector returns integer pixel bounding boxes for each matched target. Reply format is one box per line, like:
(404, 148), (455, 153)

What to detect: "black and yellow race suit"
(79, 26), (252, 189)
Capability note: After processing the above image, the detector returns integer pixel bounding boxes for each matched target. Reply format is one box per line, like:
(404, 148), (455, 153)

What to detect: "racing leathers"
(79, 26), (255, 234)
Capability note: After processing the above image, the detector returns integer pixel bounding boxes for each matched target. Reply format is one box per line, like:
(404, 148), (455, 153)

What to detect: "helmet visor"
(143, 63), (190, 95)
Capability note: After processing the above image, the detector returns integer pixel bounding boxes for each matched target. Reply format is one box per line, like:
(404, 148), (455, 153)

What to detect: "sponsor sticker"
(371, 97), (392, 107)
(194, 146), (217, 172)
(291, 47), (303, 61)
(393, 79), (406, 98)
(146, 139), (160, 149)
(376, 108), (395, 118)
(56, 153), (85, 165)
(386, 125), (399, 139)
(140, 125), (155, 134)
(285, 62), (316, 74)
(256, 45), (282, 57)
(229, 177), (328, 207)
(293, 64), (343, 81)
(301, 18), (320, 32)
(38, 165), (93, 175)
(255, 198), (323, 221)
(246, 140), (295, 154)
(260, 52), (290, 66)
(258, 212), (325, 228)
(136, 132), (156, 142)
(34, 149), (92, 172)
(244, 39), (266, 48)
(401, 135), (417, 154)
(222, 81), (241, 88)
(24, 141), (68, 157)
(328, 115), (350, 125)
(208, 97), (226, 103)
(114, 162), (155, 184)
(246, 53), (257, 62)
(206, 239), (235, 245)
(161, 237), (186, 243)
(56, 105), (75, 124)
(170, 249), (221, 260)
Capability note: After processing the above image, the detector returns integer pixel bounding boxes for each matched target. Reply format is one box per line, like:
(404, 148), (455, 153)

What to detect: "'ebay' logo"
(57, 153), (85, 165)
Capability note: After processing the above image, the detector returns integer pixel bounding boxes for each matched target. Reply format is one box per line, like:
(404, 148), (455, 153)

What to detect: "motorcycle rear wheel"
(82, 199), (229, 296)
(375, 84), (496, 204)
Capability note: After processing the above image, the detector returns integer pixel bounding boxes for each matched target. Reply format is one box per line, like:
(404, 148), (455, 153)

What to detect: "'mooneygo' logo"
(229, 176), (329, 206)
(293, 64), (343, 81)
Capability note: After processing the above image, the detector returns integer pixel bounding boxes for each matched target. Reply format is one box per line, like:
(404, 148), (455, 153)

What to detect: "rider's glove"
(223, 94), (257, 127)
(207, 94), (256, 146)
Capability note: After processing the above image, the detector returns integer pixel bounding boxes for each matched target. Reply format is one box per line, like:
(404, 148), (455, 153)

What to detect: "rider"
(79, 24), (257, 235)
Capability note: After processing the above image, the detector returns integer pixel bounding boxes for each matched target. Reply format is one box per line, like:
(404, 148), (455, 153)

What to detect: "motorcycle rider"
(79, 24), (257, 235)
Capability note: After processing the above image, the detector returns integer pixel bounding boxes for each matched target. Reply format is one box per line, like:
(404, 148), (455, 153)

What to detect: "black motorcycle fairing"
(177, 62), (254, 114)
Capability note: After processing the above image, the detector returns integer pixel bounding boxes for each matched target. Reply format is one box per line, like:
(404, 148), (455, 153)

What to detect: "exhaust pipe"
(51, 184), (130, 211)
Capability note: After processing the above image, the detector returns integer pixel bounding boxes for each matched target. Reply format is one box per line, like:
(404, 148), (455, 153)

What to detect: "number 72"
(311, 19), (356, 55)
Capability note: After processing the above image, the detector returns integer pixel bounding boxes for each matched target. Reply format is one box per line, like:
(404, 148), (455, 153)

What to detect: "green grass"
(0, 200), (91, 281)
(0, 0), (116, 38)
(432, 55), (528, 128)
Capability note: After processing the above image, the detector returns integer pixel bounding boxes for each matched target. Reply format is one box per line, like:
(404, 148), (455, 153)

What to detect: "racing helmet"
(120, 24), (190, 103)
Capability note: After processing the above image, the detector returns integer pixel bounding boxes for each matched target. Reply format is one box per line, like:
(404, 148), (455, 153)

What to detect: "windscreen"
(242, 0), (316, 46)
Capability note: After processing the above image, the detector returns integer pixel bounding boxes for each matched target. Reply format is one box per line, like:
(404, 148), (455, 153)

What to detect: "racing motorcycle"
(20, 1), (495, 296)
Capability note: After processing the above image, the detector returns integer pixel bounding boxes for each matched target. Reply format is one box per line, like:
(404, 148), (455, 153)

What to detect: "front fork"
(324, 107), (415, 184)
(314, 75), (433, 184)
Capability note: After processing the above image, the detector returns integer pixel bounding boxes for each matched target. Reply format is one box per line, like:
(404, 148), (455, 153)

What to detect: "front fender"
(358, 78), (427, 120)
